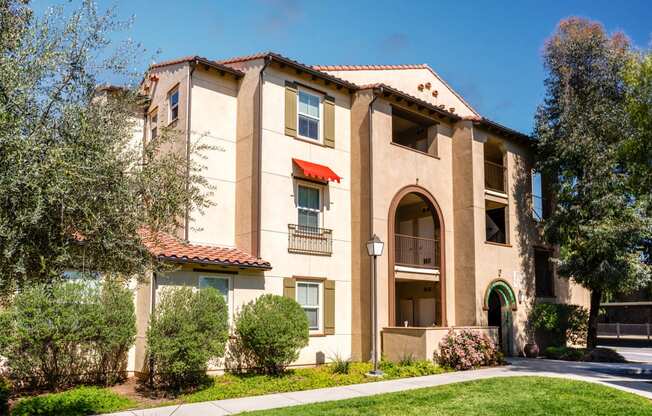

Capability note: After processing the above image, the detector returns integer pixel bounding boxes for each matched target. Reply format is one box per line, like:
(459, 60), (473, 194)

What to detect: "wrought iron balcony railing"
(395, 233), (440, 269)
(288, 224), (333, 256)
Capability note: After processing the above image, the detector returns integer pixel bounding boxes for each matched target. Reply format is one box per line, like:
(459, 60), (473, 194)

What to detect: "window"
(296, 281), (321, 330)
(534, 249), (554, 297)
(169, 88), (179, 122)
(532, 171), (543, 220)
(149, 110), (158, 140)
(199, 276), (229, 303)
(297, 185), (320, 229)
(391, 106), (437, 156)
(298, 90), (320, 140)
(485, 200), (508, 244)
(199, 276), (232, 319)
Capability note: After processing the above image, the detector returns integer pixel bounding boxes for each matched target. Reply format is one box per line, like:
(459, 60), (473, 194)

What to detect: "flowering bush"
(435, 330), (503, 370)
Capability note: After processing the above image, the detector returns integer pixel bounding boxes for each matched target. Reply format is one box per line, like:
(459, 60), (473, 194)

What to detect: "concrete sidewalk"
(102, 358), (652, 416)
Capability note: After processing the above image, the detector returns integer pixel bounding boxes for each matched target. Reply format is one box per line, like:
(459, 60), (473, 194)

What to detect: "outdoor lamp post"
(366, 234), (384, 377)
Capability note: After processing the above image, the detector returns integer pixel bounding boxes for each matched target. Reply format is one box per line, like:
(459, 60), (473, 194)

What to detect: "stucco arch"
(483, 279), (517, 312)
(387, 185), (447, 326)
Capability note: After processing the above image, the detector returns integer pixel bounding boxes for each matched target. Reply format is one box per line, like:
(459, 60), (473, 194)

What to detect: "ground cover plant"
(184, 359), (445, 403)
(10, 386), (135, 416)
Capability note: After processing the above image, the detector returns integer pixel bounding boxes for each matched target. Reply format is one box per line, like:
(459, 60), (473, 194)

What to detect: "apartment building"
(130, 52), (590, 373)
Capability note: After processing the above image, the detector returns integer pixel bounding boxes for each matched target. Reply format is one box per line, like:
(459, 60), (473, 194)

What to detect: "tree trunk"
(587, 288), (602, 349)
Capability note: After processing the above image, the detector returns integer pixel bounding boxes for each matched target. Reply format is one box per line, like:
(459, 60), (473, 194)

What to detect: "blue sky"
(39, 0), (652, 133)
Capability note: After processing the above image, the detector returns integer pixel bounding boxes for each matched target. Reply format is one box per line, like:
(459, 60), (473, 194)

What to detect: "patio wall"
(382, 326), (499, 362)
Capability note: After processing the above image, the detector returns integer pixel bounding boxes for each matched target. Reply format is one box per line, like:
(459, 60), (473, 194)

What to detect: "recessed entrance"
(484, 279), (517, 354)
(389, 187), (446, 327)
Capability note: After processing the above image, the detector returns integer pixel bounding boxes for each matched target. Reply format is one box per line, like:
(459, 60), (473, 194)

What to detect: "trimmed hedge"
(0, 280), (135, 391)
(234, 294), (309, 375)
(147, 287), (229, 391)
(11, 386), (134, 416)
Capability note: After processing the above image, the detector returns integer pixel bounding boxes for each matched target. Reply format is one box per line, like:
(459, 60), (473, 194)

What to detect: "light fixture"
(366, 234), (384, 378)
(366, 234), (384, 257)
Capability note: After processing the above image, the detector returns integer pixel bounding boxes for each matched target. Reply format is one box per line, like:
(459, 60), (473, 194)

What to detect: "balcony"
(395, 234), (440, 269)
(484, 161), (506, 193)
(288, 224), (333, 256)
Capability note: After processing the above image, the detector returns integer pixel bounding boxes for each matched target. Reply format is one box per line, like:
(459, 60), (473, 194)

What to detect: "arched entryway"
(483, 279), (517, 355)
(388, 186), (446, 327)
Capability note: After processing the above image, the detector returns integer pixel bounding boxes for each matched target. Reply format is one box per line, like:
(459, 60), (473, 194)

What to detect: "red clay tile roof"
(463, 115), (532, 143)
(358, 83), (460, 121)
(216, 52), (359, 91)
(141, 230), (271, 269)
(149, 56), (244, 77)
(313, 64), (430, 71)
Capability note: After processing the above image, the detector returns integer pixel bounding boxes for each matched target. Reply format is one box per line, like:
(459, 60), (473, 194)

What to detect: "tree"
(0, 0), (211, 297)
(534, 18), (652, 348)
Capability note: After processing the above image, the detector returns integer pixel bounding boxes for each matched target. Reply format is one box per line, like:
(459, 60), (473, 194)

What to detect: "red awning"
(292, 158), (341, 183)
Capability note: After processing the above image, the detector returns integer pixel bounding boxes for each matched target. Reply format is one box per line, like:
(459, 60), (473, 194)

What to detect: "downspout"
(255, 57), (271, 257)
(184, 62), (196, 241)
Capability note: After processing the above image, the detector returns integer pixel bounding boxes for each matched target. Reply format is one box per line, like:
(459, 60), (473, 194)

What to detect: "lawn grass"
(184, 360), (445, 403)
(244, 376), (652, 416)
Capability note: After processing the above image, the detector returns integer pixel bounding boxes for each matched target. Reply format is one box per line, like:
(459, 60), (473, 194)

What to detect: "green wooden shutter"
(324, 279), (335, 335)
(285, 81), (298, 137)
(323, 95), (335, 148)
(283, 277), (296, 299)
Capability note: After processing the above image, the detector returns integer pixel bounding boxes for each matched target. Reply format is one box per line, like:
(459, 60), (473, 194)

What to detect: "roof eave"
(267, 54), (358, 92)
(362, 84), (461, 122)
(157, 255), (272, 270)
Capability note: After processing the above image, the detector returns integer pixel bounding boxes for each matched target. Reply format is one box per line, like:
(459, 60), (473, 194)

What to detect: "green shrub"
(543, 346), (586, 361)
(147, 287), (229, 391)
(0, 280), (135, 391)
(528, 303), (588, 346)
(11, 386), (134, 416)
(380, 360), (444, 378)
(0, 376), (11, 415)
(329, 353), (351, 375)
(234, 294), (309, 375)
(435, 329), (503, 370)
(585, 347), (627, 363)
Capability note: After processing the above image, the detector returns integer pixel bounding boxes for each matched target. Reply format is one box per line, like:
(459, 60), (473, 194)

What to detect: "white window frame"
(296, 280), (323, 333)
(198, 275), (233, 324)
(297, 183), (322, 229)
(149, 108), (158, 140)
(531, 170), (543, 221)
(296, 88), (322, 143)
(168, 88), (179, 123)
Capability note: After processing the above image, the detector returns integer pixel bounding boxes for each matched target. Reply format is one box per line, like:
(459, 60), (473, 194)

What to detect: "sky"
(37, 0), (652, 133)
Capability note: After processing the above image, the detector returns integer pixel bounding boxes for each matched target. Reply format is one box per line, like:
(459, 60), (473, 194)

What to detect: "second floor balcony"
(484, 160), (506, 194)
(395, 233), (440, 269)
(288, 224), (333, 256)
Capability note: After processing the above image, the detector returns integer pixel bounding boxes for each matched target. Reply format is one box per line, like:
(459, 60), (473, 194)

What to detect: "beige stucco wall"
(187, 66), (240, 247)
(258, 66), (354, 364)
(366, 98), (458, 353)
(324, 68), (476, 117)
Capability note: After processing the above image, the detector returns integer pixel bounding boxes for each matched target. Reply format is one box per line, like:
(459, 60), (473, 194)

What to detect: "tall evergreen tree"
(535, 18), (652, 348)
(0, 0), (212, 297)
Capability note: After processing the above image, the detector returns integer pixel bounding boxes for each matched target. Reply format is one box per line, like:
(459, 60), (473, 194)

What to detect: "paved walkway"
(103, 358), (652, 416)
